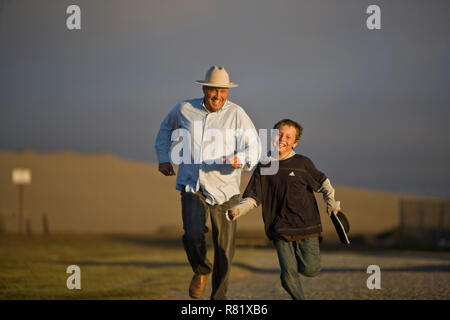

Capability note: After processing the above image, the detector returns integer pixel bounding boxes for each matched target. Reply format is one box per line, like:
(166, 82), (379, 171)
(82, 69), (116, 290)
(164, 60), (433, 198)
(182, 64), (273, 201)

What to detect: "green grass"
(0, 234), (262, 299)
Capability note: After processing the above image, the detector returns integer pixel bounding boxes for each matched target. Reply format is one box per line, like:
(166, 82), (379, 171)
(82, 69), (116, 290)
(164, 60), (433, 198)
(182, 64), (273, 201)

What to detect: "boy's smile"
(274, 125), (299, 159)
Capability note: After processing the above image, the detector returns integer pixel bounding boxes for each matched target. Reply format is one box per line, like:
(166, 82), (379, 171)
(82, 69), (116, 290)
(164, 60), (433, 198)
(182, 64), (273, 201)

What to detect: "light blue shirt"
(155, 98), (260, 205)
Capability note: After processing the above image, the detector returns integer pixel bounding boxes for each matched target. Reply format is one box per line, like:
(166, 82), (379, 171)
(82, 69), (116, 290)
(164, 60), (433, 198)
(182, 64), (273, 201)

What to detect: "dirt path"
(172, 249), (450, 300)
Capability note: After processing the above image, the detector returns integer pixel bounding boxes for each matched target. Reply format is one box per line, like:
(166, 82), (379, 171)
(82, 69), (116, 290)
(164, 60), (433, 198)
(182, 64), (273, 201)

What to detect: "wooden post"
(12, 168), (31, 235)
(419, 201), (425, 239)
(398, 199), (404, 247)
(26, 218), (32, 236)
(437, 202), (445, 245)
(42, 212), (49, 236)
(0, 211), (5, 235)
(18, 184), (24, 234)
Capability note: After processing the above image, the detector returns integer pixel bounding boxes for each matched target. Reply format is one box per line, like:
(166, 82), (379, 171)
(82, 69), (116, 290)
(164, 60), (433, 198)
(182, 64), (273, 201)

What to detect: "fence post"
(437, 202), (445, 245)
(18, 185), (24, 234)
(419, 201), (425, 243)
(0, 212), (5, 235)
(42, 212), (49, 236)
(26, 218), (32, 236)
(398, 199), (404, 247)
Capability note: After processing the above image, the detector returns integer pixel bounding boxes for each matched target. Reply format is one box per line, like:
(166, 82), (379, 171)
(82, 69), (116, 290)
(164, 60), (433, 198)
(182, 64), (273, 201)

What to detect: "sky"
(1, 0), (449, 198)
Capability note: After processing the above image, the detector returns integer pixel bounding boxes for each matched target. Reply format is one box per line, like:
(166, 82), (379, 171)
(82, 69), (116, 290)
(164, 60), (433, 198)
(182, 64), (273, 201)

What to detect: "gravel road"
(173, 248), (450, 300)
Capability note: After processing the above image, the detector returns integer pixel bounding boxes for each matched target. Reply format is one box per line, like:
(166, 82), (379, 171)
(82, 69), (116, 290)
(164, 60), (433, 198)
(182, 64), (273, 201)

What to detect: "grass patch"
(0, 234), (262, 299)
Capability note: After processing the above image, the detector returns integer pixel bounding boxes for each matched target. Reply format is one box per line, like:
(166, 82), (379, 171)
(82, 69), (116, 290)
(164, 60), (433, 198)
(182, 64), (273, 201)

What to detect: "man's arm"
(155, 104), (180, 176)
(158, 162), (176, 176)
(235, 108), (261, 171)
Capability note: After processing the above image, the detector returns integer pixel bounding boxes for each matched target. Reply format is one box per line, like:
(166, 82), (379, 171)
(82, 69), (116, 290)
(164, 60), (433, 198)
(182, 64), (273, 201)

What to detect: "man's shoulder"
(224, 100), (246, 113)
(225, 101), (255, 126)
(179, 98), (203, 108)
(169, 98), (204, 114)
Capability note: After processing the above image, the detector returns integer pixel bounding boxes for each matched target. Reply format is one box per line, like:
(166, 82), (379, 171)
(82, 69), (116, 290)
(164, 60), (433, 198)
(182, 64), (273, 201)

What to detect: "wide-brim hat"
(195, 66), (239, 88)
(330, 211), (350, 245)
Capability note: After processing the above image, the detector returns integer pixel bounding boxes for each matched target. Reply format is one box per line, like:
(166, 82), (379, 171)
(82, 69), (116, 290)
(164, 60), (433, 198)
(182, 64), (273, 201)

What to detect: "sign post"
(12, 168), (31, 234)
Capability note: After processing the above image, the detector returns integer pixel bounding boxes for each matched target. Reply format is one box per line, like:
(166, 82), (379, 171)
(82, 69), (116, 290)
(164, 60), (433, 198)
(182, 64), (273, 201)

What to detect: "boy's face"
(274, 125), (299, 158)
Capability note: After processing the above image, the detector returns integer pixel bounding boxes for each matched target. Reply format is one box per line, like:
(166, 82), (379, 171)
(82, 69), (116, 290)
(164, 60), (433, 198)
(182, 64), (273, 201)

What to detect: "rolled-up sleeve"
(317, 178), (341, 212)
(155, 105), (180, 163)
(235, 109), (261, 171)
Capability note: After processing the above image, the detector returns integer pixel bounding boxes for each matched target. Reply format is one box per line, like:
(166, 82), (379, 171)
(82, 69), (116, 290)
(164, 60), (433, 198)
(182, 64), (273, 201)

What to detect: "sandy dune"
(0, 151), (436, 240)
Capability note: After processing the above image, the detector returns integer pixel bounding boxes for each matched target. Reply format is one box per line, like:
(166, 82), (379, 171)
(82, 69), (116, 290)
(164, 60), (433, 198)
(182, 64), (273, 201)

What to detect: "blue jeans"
(273, 236), (321, 300)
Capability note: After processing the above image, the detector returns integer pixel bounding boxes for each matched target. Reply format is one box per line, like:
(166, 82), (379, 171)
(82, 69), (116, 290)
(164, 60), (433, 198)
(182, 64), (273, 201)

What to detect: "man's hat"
(195, 66), (239, 88)
(330, 211), (350, 245)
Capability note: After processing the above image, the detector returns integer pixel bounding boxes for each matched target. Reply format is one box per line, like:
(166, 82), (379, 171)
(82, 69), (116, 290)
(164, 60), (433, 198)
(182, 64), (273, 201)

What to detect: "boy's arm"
(317, 178), (341, 215)
(302, 156), (341, 214)
(225, 165), (262, 221)
(226, 197), (259, 221)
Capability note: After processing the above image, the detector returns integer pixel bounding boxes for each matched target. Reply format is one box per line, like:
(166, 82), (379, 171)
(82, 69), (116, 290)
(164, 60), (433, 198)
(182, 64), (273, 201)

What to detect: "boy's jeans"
(181, 190), (239, 300)
(273, 236), (321, 300)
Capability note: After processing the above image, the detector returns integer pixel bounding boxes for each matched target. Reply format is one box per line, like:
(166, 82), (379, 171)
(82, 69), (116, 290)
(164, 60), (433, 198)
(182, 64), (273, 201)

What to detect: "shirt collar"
(282, 149), (296, 160)
(264, 149), (296, 162)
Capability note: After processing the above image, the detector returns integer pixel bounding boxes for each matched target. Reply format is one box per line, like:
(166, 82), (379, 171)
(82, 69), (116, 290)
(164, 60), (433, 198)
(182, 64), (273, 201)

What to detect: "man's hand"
(158, 162), (176, 176)
(222, 154), (242, 169)
(328, 209), (338, 217)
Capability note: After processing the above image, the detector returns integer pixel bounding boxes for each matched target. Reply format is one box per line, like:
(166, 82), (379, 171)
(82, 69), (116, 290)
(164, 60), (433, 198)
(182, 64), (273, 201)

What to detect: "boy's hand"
(227, 209), (237, 221)
(222, 155), (242, 169)
(328, 210), (338, 217)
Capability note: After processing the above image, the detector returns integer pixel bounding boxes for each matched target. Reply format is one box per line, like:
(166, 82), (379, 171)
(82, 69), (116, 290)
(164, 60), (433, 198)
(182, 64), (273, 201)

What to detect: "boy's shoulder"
(292, 153), (315, 165)
(256, 153), (315, 171)
(293, 153), (308, 160)
(284, 154), (321, 173)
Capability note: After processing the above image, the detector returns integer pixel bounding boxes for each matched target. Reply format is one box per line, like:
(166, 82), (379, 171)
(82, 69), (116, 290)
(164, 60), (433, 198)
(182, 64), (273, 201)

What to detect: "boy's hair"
(273, 119), (303, 142)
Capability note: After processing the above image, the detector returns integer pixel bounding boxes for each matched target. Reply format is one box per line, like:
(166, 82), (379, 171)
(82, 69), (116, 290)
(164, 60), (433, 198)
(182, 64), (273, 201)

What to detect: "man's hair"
(273, 119), (303, 141)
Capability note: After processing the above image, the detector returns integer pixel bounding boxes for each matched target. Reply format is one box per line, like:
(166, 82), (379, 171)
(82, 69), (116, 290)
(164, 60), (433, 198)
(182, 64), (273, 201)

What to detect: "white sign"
(12, 168), (32, 185)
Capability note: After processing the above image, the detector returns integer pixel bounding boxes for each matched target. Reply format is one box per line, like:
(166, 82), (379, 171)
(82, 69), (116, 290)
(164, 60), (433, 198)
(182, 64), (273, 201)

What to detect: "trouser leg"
(274, 239), (305, 300)
(296, 237), (321, 278)
(209, 194), (239, 300)
(180, 191), (212, 275)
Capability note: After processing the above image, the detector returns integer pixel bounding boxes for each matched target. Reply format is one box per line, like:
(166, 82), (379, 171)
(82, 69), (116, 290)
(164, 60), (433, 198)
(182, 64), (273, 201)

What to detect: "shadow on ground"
(59, 260), (186, 268)
(106, 234), (184, 249)
(233, 262), (450, 274)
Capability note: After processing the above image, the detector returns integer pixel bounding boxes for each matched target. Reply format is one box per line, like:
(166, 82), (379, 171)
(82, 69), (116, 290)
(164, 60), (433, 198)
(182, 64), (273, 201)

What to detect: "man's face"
(203, 86), (229, 112)
(273, 125), (299, 158)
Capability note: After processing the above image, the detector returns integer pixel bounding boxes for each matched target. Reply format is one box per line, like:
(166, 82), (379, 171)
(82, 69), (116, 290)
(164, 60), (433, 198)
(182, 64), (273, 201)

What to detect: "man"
(155, 66), (260, 300)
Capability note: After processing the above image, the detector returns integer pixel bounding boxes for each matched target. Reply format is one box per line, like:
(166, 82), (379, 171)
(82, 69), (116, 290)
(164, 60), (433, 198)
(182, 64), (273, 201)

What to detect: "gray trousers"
(181, 190), (239, 300)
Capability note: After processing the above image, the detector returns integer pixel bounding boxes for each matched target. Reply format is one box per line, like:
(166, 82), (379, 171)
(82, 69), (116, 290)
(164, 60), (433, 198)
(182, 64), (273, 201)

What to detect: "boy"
(227, 119), (341, 300)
